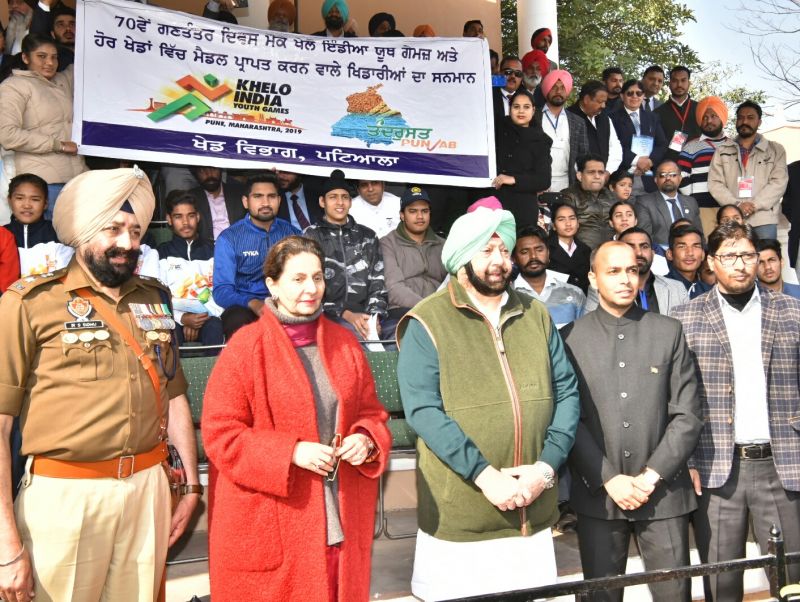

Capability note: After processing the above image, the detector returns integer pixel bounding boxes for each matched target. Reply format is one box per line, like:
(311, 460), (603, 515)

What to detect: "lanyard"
(543, 108), (561, 133)
(670, 100), (691, 129)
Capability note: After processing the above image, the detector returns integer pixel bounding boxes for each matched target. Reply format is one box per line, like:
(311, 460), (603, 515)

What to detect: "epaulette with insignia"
(135, 273), (170, 292)
(5, 268), (69, 297)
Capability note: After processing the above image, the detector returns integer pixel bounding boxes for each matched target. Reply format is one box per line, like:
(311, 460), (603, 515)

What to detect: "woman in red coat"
(202, 235), (391, 601)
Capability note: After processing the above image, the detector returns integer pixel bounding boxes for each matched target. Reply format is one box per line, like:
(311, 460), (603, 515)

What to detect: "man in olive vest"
(397, 197), (580, 600)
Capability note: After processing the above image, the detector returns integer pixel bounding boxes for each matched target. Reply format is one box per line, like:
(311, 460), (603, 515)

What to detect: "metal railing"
(448, 525), (799, 602)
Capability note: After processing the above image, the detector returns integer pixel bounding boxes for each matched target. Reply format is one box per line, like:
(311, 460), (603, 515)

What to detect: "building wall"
(763, 125), (800, 164)
(2, 1), (502, 55)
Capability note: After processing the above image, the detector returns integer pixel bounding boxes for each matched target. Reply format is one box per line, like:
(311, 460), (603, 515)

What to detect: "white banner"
(73, 0), (496, 187)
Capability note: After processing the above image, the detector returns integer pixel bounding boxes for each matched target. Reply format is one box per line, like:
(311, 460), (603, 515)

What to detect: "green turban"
(442, 205), (516, 274)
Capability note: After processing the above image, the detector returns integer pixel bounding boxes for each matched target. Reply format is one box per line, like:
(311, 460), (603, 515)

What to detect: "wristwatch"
(180, 484), (204, 495)
(535, 461), (556, 490)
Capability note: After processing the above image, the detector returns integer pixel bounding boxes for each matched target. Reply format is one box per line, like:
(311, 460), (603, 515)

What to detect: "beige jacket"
(707, 136), (788, 227)
(0, 66), (86, 184)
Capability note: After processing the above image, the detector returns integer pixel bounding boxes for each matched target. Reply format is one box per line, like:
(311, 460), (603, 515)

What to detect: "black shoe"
(555, 503), (577, 533)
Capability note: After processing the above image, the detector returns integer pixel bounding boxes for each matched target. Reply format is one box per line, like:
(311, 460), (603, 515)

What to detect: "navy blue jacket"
(212, 215), (300, 309)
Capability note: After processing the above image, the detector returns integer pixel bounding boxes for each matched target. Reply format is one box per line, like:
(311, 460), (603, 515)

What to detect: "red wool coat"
(202, 310), (391, 601)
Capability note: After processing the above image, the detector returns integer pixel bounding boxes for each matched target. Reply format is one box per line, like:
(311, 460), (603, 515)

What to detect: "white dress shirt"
(717, 289), (770, 444)
(348, 192), (401, 239)
(542, 106), (570, 191)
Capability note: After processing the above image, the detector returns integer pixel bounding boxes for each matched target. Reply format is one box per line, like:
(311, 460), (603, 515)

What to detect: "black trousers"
(694, 455), (800, 601)
(577, 513), (691, 602)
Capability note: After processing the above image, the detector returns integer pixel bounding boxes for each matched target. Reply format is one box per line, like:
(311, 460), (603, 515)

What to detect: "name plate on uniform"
(64, 320), (105, 330)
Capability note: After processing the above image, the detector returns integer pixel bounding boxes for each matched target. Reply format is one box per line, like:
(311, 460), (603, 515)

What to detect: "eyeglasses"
(625, 90), (644, 97)
(503, 69), (523, 78)
(327, 434), (342, 482)
(656, 172), (679, 178)
(713, 252), (759, 267)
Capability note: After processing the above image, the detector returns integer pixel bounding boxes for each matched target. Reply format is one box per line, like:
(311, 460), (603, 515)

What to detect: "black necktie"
(291, 194), (311, 230)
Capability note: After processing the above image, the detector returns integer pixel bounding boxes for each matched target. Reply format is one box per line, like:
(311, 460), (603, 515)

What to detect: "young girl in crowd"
(0, 34), (86, 220)
(547, 203), (591, 293)
(608, 200), (638, 239)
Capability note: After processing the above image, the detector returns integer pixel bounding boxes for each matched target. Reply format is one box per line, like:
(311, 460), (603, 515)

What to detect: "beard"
(736, 124), (756, 137)
(702, 124), (724, 138)
(250, 207), (275, 223)
(6, 12), (32, 50)
(465, 261), (511, 297)
(523, 75), (541, 90)
(325, 15), (344, 30)
(82, 246), (140, 288)
(520, 261), (546, 279)
(636, 256), (653, 275)
(269, 19), (292, 32)
(198, 177), (221, 192)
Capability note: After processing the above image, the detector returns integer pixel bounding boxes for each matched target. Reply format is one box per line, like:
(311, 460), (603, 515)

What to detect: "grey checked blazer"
(670, 287), (800, 491)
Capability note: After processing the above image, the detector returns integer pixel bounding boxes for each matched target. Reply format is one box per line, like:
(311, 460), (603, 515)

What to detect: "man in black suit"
(562, 241), (702, 602)
(492, 55), (524, 127)
(636, 159), (702, 248)
(276, 171), (324, 231)
(641, 65), (665, 113)
(188, 166), (246, 242)
(655, 66), (701, 161)
(609, 79), (667, 194)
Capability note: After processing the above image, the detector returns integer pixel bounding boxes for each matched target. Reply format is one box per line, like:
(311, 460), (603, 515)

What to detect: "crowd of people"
(0, 1), (799, 601)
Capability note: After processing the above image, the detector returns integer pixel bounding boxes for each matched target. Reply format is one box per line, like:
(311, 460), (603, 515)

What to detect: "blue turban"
(441, 205), (516, 274)
(321, 0), (349, 24)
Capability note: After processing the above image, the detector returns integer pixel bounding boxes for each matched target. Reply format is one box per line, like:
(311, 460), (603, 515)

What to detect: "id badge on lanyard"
(669, 130), (688, 152)
(738, 176), (754, 199)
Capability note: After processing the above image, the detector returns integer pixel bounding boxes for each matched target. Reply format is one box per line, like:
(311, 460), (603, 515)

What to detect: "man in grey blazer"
(562, 241), (703, 602)
(636, 159), (702, 248)
(586, 226), (688, 315)
(671, 221), (800, 601)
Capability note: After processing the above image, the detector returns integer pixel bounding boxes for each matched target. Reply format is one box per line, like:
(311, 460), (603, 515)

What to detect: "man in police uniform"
(0, 167), (200, 602)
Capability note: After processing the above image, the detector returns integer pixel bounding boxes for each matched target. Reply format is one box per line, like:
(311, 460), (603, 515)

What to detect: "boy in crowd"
(304, 170), (390, 340)
(157, 191), (223, 347)
(380, 186), (446, 321)
(666, 224), (712, 299)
